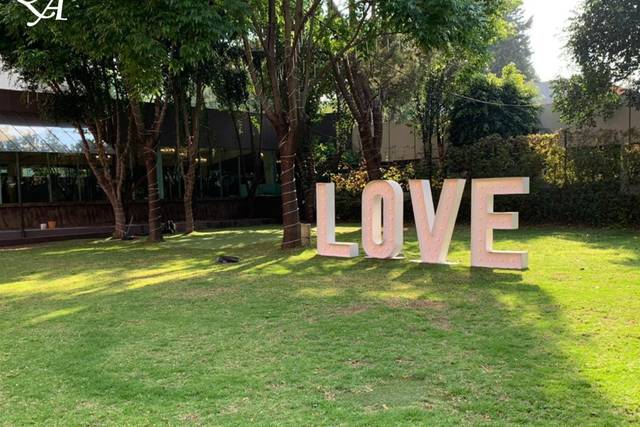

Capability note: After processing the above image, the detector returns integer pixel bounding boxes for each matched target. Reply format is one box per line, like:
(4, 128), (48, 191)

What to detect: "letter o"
(361, 180), (404, 259)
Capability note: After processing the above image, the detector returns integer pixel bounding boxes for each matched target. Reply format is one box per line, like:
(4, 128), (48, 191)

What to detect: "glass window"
(196, 148), (222, 199)
(48, 154), (81, 202)
(0, 165), (8, 204)
(20, 165), (50, 203)
(0, 154), (20, 204)
(220, 149), (241, 197)
(0, 125), (86, 153)
(160, 148), (183, 201)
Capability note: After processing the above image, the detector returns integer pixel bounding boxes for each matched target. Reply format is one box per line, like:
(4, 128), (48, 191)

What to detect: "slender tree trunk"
(371, 97), (384, 178)
(128, 97), (167, 243)
(358, 122), (382, 180)
(331, 55), (383, 181)
(247, 109), (264, 200)
(184, 199), (195, 234)
(436, 122), (446, 173)
(230, 110), (244, 181)
(296, 118), (316, 223)
(144, 145), (163, 242)
(278, 129), (301, 249)
(173, 81), (203, 235)
(183, 159), (196, 234)
(77, 126), (129, 240)
(421, 112), (434, 181)
(112, 198), (126, 239)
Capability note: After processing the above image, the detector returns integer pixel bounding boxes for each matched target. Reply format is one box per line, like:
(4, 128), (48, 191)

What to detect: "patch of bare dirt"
(178, 413), (201, 422)
(335, 304), (371, 315)
(431, 316), (453, 331)
(385, 299), (446, 310)
(345, 359), (371, 368)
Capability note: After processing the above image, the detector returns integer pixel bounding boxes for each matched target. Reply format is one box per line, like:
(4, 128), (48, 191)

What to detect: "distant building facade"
(351, 82), (640, 163)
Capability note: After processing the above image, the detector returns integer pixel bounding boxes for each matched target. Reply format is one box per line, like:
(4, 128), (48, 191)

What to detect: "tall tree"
(171, 71), (203, 235)
(416, 54), (463, 176)
(415, 47), (494, 175)
(553, 0), (640, 127)
(449, 64), (540, 145)
(329, 0), (516, 181)
(173, 48), (246, 235)
(74, 0), (243, 241)
(0, 3), (131, 239)
(241, 0), (337, 248)
(490, 7), (537, 81)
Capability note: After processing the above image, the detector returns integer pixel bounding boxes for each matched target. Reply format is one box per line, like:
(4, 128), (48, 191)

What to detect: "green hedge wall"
(333, 131), (640, 226)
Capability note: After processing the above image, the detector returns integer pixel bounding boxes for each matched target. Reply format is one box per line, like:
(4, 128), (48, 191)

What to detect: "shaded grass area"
(0, 226), (639, 425)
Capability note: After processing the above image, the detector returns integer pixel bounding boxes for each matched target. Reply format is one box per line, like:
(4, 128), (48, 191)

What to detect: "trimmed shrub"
(331, 131), (640, 227)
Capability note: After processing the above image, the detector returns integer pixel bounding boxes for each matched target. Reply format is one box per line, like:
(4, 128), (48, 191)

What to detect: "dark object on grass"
(217, 255), (240, 264)
(163, 220), (177, 235)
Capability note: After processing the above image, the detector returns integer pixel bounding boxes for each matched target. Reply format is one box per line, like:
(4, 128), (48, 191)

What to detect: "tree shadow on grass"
(0, 226), (634, 424)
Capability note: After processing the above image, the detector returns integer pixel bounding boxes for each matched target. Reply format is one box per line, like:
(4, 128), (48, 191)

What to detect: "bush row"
(331, 131), (640, 226)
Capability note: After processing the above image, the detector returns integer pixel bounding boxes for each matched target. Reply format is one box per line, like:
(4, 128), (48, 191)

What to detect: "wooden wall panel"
(0, 197), (282, 230)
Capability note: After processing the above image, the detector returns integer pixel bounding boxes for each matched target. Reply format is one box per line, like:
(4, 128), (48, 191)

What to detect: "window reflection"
(0, 123), (281, 206)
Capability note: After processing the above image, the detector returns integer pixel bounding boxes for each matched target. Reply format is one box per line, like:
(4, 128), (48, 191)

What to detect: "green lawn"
(0, 226), (639, 425)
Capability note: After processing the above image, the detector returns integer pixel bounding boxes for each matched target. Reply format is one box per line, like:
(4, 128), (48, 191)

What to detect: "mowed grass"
(0, 225), (639, 425)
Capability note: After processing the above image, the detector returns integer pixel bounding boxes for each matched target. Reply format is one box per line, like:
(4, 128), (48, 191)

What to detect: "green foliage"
(0, 0), (246, 100)
(413, 51), (483, 168)
(552, 75), (623, 128)
(449, 64), (540, 145)
(331, 162), (418, 220)
(333, 130), (640, 226)
(489, 6), (536, 80)
(332, 162), (417, 196)
(555, 0), (640, 126)
(445, 131), (640, 225)
(381, 0), (516, 54)
(446, 134), (545, 179)
(569, 0), (640, 94)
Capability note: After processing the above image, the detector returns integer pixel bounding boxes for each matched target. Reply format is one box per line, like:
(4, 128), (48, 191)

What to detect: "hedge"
(331, 130), (640, 226)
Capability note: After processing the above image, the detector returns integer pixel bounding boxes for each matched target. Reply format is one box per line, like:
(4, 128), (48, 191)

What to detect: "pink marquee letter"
(316, 183), (359, 257)
(471, 177), (530, 270)
(362, 180), (404, 259)
(410, 179), (466, 264)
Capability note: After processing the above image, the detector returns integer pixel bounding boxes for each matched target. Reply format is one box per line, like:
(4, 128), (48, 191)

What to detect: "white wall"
(352, 122), (424, 162)
(0, 70), (22, 91)
(540, 103), (640, 133)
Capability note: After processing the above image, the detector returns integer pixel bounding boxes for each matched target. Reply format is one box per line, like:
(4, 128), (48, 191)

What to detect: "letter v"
(409, 179), (465, 264)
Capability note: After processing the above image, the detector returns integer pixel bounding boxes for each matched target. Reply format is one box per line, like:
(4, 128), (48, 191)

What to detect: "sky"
(522, 0), (583, 82)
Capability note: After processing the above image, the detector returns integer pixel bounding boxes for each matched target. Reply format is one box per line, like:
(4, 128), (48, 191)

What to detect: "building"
(536, 81), (640, 133)
(351, 82), (640, 163)
(0, 74), (306, 241)
(352, 122), (424, 163)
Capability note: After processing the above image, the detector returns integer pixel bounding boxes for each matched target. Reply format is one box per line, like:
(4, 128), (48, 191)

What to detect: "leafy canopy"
(490, 6), (536, 80)
(553, 0), (639, 127)
(381, 0), (517, 53)
(449, 63), (540, 145)
(0, 0), (246, 100)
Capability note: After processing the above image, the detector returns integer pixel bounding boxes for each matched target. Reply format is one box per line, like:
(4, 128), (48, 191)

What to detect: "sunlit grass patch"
(0, 225), (638, 425)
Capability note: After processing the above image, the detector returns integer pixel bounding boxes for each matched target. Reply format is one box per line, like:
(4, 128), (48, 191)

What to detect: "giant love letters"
(316, 177), (530, 270)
